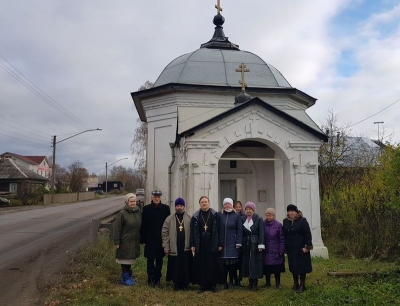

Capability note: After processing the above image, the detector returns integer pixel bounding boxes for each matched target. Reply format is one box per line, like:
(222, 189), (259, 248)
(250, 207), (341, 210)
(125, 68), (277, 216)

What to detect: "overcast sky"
(1, 0), (400, 175)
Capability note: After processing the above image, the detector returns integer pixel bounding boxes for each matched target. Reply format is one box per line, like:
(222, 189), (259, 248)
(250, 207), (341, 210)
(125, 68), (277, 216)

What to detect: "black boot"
(292, 275), (299, 291)
(296, 280), (305, 293)
(252, 279), (258, 291)
(275, 273), (281, 289)
(248, 279), (253, 290)
(264, 275), (271, 288)
(148, 279), (155, 287)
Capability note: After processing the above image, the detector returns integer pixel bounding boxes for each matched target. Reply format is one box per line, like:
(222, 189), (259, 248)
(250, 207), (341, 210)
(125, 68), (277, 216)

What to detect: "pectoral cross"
(179, 225), (183, 232)
(215, 0), (223, 14)
(236, 63), (250, 91)
(204, 224), (208, 231)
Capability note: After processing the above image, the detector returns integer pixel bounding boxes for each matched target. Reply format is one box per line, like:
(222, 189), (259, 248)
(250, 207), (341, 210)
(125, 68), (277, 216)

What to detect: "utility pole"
(51, 135), (56, 203)
(105, 162), (108, 193)
(50, 128), (102, 203)
(374, 121), (384, 141)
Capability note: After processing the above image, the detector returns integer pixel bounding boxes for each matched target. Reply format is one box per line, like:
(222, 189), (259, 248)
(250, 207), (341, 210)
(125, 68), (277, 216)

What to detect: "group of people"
(113, 190), (313, 294)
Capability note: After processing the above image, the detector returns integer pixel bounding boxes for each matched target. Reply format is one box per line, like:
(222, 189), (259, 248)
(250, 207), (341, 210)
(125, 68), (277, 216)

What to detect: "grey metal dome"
(154, 48), (292, 88)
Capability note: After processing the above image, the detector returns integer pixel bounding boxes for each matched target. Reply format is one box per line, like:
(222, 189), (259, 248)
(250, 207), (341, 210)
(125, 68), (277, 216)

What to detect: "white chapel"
(131, 4), (329, 258)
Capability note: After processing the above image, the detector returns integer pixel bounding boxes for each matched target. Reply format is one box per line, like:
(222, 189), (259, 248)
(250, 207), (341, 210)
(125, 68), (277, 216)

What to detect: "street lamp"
(105, 158), (129, 193)
(51, 128), (102, 202)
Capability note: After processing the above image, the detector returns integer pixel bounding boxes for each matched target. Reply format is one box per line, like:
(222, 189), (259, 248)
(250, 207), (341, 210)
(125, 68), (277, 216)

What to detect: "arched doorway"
(218, 139), (288, 219)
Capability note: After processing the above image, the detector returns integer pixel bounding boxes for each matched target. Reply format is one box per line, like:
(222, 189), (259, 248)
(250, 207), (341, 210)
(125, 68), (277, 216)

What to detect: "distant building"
(86, 176), (99, 190)
(99, 181), (123, 192)
(0, 152), (51, 179)
(320, 137), (383, 168)
(0, 157), (48, 195)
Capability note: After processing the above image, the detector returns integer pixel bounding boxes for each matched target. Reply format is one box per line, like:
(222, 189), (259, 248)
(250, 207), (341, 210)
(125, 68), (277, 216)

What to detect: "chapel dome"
(153, 48), (292, 89)
(154, 7), (291, 89)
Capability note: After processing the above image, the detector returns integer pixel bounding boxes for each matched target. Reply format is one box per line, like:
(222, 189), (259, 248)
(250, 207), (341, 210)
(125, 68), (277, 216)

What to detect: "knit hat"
(124, 193), (136, 204)
(245, 201), (256, 211)
(265, 208), (276, 216)
(287, 204), (299, 213)
(175, 197), (185, 206)
(223, 198), (233, 206)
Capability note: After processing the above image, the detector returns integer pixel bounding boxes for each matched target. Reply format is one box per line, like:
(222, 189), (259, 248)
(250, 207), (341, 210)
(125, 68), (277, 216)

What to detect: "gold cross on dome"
(236, 63), (250, 91)
(215, 0), (223, 14)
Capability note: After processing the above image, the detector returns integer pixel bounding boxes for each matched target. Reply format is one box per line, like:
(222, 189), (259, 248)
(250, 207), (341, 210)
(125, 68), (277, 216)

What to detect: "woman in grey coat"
(113, 193), (142, 286)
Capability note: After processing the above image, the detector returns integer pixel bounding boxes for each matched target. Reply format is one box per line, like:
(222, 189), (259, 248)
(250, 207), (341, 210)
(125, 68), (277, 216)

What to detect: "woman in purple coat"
(263, 208), (285, 289)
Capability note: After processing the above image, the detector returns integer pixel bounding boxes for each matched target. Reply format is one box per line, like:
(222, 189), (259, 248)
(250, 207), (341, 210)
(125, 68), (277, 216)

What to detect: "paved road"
(0, 196), (124, 306)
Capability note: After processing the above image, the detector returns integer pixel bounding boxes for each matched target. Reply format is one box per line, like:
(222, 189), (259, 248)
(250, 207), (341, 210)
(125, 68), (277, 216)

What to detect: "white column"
(236, 178), (246, 203)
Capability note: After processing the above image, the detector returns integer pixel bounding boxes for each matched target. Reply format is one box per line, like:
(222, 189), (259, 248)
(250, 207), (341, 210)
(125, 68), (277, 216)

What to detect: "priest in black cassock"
(190, 196), (223, 293)
(162, 197), (192, 290)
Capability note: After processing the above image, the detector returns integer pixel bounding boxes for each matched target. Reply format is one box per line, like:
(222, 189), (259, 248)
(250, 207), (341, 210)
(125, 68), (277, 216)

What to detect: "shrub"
(321, 145), (400, 260)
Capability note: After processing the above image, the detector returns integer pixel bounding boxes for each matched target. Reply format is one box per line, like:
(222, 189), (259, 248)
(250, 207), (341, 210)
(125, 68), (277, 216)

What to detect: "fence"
(43, 191), (95, 205)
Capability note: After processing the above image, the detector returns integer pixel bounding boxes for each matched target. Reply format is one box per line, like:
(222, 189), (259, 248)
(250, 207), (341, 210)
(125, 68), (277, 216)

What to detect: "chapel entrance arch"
(217, 139), (290, 216)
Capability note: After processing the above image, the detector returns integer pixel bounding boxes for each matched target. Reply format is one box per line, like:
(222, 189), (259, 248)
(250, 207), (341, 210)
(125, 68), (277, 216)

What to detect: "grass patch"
(44, 235), (400, 306)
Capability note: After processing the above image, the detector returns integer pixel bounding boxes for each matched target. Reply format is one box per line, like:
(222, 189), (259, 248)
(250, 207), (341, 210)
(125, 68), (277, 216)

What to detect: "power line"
(0, 55), (120, 156)
(348, 98), (400, 127)
(0, 114), (51, 136)
(0, 132), (49, 146)
(0, 61), (87, 127)
(0, 121), (50, 140)
(0, 127), (49, 143)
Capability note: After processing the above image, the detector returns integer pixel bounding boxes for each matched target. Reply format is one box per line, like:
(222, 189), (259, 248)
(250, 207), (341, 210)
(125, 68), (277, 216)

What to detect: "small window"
(10, 183), (17, 193)
(230, 160), (237, 168)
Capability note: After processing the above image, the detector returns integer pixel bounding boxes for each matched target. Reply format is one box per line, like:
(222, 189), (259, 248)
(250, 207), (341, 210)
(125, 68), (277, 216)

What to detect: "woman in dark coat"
(241, 201), (265, 291)
(233, 200), (244, 286)
(283, 204), (313, 293)
(113, 193), (142, 286)
(219, 198), (243, 289)
(263, 208), (285, 289)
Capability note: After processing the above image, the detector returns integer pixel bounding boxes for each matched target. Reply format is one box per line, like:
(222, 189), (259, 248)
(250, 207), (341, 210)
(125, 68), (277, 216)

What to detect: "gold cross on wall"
(236, 63), (250, 91)
(215, 0), (223, 14)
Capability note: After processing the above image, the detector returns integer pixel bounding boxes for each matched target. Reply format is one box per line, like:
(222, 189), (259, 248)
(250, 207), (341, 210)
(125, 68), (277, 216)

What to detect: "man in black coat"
(141, 189), (170, 287)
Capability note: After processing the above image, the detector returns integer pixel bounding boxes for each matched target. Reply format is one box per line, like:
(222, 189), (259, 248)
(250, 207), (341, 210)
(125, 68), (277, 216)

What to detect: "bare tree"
(131, 81), (153, 176)
(110, 165), (144, 192)
(68, 161), (89, 192)
(54, 165), (69, 193)
(318, 110), (386, 199)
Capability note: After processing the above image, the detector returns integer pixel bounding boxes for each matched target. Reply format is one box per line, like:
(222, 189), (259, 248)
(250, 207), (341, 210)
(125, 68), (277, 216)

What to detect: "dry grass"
(44, 235), (400, 306)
